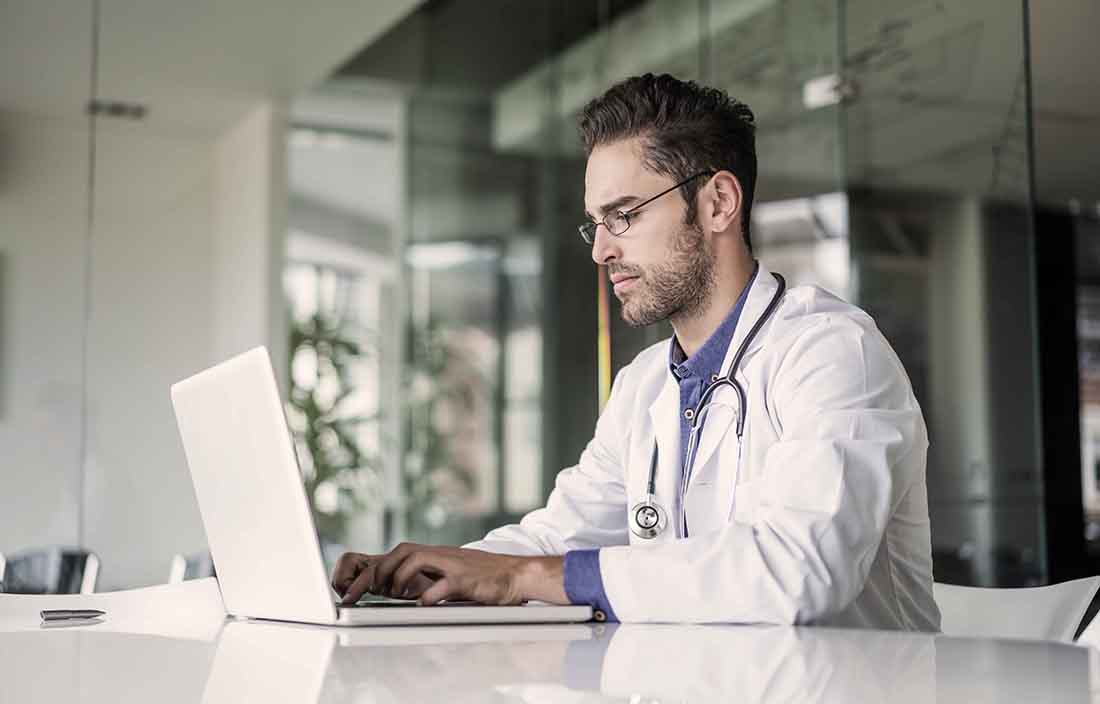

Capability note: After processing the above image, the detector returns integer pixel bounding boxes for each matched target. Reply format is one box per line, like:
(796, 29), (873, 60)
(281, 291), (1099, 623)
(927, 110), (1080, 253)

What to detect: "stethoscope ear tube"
(723, 272), (786, 439)
(632, 272), (787, 540)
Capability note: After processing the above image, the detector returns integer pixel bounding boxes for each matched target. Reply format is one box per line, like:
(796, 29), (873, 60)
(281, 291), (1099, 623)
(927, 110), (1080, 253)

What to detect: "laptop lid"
(171, 347), (336, 624)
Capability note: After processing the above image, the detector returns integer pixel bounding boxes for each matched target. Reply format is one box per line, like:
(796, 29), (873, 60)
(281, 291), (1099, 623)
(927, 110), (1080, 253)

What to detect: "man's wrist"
(516, 556), (568, 604)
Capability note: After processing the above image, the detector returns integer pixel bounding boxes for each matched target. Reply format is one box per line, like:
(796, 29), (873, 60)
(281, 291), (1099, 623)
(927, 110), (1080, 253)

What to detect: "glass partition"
(310, 0), (1042, 589)
(841, 0), (1040, 586)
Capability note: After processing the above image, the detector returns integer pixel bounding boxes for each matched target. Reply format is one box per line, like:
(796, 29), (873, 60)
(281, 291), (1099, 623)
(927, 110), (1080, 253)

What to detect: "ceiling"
(481, 0), (1098, 207)
(0, 0), (424, 136)
(335, 0), (648, 97)
(2, 0), (1092, 207)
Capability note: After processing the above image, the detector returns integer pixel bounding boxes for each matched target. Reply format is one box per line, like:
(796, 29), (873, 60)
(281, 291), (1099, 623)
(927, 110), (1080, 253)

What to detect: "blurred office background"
(0, 0), (1098, 592)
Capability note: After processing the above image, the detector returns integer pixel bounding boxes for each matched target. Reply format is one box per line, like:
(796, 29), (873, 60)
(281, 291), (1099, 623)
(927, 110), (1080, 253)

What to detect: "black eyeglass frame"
(578, 170), (715, 245)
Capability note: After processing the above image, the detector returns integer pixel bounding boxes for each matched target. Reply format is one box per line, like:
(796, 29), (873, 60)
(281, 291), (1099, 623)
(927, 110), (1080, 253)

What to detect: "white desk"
(0, 580), (1093, 703)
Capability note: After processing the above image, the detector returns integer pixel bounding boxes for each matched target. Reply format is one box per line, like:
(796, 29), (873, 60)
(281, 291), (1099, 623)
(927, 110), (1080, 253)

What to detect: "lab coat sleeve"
(463, 367), (632, 556)
(598, 317), (921, 623)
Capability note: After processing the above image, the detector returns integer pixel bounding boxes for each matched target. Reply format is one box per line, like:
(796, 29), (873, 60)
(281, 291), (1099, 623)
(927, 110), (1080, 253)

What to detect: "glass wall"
(1077, 213), (1100, 564)
(4, 0), (1085, 592)
(308, 0), (1042, 586)
(842, 2), (1042, 585)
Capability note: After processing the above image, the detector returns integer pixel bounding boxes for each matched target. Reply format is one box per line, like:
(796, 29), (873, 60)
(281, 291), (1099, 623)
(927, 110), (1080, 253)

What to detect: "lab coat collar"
(689, 262), (782, 481)
(645, 261), (783, 527)
(718, 260), (781, 379)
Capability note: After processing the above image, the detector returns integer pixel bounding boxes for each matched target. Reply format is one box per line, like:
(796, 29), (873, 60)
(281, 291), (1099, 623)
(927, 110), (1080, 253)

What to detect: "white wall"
(79, 104), (288, 590)
(212, 104), (290, 390)
(0, 110), (89, 554)
(0, 103), (288, 589)
(0, 0), (425, 590)
(81, 119), (217, 590)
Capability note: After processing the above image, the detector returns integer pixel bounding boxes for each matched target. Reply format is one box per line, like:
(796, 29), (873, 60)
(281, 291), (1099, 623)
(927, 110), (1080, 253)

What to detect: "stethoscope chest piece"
(629, 495), (668, 539)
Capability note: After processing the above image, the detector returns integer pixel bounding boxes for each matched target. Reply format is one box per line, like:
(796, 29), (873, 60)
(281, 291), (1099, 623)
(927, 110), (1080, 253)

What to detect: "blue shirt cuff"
(563, 549), (619, 622)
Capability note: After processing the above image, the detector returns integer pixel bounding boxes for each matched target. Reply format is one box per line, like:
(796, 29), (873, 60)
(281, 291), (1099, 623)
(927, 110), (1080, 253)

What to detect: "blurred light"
(318, 133), (349, 149)
(289, 129), (349, 150)
(803, 74), (843, 110)
(405, 242), (498, 270)
(291, 345), (318, 391)
(314, 480), (339, 513)
(503, 239), (542, 276)
(754, 192), (848, 240)
(290, 129), (318, 148)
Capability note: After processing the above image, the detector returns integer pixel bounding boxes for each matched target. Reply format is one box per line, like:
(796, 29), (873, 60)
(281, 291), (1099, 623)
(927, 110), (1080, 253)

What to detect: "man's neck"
(671, 257), (756, 358)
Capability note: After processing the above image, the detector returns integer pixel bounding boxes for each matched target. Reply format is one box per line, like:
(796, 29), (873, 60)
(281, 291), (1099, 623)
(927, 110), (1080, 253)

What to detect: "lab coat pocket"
(732, 479), (762, 526)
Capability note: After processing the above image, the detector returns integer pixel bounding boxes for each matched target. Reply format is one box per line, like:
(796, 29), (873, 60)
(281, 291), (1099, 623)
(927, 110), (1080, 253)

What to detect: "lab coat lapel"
(684, 389), (737, 489)
(686, 263), (779, 479)
(646, 366), (681, 502)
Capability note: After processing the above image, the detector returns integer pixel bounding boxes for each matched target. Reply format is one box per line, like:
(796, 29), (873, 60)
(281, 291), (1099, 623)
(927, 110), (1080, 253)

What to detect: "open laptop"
(170, 346), (592, 626)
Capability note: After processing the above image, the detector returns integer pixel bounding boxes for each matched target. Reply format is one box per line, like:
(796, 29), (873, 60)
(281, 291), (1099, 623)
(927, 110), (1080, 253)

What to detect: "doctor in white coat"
(332, 73), (940, 631)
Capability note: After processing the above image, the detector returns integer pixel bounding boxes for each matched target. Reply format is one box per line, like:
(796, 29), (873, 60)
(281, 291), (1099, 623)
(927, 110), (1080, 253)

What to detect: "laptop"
(170, 346), (592, 626)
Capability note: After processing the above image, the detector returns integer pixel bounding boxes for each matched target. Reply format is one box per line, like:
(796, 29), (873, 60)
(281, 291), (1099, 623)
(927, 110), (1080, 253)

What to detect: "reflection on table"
(0, 614), (1091, 703)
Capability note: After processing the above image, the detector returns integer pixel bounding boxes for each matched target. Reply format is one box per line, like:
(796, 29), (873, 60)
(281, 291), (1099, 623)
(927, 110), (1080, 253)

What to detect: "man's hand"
(331, 552), (437, 602)
(331, 544), (567, 606)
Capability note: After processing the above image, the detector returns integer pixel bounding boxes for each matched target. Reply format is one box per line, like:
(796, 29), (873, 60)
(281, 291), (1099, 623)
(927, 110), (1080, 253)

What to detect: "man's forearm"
(516, 555), (569, 604)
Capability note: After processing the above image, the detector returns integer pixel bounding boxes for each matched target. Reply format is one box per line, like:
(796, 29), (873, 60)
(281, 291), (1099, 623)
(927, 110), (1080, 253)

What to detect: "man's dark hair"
(578, 73), (757, 251)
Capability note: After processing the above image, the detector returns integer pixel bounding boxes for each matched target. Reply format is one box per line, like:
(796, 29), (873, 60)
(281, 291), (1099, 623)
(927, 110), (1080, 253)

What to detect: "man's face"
(584, 138), (715, 327)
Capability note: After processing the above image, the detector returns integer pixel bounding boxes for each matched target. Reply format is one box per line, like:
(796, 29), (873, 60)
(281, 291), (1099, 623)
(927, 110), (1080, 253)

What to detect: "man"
(332, 73), (940, 630)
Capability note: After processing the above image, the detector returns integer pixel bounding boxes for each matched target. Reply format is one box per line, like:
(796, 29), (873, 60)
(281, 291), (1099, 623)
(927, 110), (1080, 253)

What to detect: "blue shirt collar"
(669, 262), (759, 381)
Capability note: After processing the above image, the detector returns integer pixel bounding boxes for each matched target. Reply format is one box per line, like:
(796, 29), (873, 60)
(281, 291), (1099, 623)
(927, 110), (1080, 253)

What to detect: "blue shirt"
(564, 263), (759, 620)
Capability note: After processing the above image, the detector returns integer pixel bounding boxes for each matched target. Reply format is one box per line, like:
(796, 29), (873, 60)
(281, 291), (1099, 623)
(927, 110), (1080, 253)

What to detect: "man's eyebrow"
(584, 195), (641, 221)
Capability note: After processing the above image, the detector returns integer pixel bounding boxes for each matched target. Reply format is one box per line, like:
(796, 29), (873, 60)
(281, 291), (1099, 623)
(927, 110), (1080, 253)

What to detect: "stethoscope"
(630, 272), (787, 540)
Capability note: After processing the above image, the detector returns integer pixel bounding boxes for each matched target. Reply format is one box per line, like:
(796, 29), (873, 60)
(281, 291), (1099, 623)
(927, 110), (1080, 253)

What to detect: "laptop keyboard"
(339, 596), (482, 608)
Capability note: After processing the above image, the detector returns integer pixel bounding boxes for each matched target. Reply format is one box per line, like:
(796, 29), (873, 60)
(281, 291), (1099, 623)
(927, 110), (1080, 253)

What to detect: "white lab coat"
(467, 262), (940, 630)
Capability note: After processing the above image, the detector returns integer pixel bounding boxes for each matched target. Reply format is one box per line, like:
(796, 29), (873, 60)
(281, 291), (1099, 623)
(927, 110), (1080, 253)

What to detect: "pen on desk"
(40, 609), (106, 622)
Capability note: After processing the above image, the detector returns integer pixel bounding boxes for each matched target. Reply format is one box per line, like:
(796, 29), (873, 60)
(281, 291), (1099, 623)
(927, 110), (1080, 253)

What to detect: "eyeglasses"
(578, 171), (715, 245)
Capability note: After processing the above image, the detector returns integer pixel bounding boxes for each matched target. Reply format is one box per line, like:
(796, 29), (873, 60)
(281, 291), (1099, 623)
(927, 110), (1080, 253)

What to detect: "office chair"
(0, 547), (100, 594)
(934, 576), (1100, 642)
(167, 552), (216, 583)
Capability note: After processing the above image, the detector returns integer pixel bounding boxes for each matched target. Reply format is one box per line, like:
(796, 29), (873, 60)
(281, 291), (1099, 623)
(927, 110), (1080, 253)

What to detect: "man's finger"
(331, 552), (368, 595)
(400, 572), (436, 599)
(419, 577), (457, 606)
(340, 567), (374, 605)
(391, 552), (446, 598)
(372, 543), (419, 597)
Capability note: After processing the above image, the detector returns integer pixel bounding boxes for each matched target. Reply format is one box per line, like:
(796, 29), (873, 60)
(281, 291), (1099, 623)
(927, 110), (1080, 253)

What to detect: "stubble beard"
(617, 221), (716, 328)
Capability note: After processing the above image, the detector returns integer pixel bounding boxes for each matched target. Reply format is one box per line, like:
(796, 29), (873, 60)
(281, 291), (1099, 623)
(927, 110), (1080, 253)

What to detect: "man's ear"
(701, 171), (742, 234)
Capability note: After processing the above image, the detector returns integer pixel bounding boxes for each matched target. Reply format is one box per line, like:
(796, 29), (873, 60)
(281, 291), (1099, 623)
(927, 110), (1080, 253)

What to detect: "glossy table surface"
(0, 580), (1095, 703)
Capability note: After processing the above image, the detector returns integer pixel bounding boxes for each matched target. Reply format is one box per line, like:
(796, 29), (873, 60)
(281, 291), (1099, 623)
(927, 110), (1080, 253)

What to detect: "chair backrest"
(1077, 608), (1100, 649)
(0, 548), (99, 595)
(935, 577), (1100, 642)
(167, 552), (216, 584)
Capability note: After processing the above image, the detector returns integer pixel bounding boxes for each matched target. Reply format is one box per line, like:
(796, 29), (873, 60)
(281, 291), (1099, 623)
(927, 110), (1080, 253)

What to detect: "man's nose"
(590, 225), (621, 266)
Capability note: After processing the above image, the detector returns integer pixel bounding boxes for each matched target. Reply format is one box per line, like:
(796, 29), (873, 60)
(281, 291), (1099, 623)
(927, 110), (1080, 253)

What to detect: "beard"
(610, 220), (716, 327)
